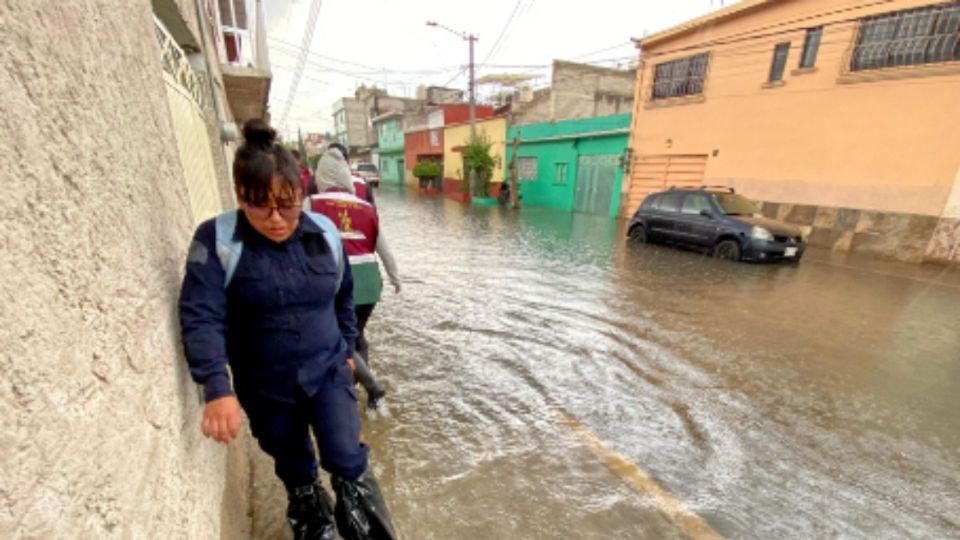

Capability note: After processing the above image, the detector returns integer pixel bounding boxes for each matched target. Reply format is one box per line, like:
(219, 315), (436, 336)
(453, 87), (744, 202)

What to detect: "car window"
(681, 193), (712, 215)
(712, 193), (760, 216)
(658, 192), (683, 213)
(641, 195), (658, 210)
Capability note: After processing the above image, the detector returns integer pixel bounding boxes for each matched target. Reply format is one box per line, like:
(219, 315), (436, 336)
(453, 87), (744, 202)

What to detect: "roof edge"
(637, 0), (779, 48)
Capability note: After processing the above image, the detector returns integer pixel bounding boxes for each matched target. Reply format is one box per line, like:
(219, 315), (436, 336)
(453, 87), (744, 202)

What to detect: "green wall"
(506, 114), (631, 218)
(375, 117), (404, 153)
(379, 150), (405, 184)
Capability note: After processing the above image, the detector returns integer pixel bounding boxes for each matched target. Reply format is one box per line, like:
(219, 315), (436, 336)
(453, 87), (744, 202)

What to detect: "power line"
(483, 0), (525, 65)
(278, 0), (323, 130)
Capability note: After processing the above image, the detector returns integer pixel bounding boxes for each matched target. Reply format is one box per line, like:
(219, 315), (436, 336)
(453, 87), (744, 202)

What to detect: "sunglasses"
(244, 201), (300, 220)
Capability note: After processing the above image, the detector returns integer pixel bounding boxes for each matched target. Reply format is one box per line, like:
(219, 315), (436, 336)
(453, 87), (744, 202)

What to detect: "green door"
(574, 154), (618, 215)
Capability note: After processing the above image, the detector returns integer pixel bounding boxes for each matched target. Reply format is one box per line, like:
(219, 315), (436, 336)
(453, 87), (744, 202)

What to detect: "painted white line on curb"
(557, 410), (726, 540)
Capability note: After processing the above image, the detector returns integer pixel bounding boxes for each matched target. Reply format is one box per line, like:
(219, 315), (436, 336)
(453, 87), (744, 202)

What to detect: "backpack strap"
(214, 208), (343, 292)
(303, 210), (344, 292)
(215, 210), (243, 288)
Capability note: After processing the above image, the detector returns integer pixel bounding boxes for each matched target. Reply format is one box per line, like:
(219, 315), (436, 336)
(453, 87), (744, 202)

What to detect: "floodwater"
(253, 187), (960, 539)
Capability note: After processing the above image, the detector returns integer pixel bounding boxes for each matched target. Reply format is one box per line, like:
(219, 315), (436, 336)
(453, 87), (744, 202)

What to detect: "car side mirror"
(700, 209), (714, 218)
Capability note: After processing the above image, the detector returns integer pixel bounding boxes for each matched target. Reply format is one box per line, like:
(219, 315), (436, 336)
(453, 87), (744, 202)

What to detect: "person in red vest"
(327, 143), (375, 206)
(306, 147), (400, 408)
(291, 150), (317, 199)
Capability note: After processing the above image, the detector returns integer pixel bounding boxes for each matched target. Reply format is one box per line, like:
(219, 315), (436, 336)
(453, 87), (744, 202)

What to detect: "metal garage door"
(574, 154), (619, 216)
(626, 154), (707, 215)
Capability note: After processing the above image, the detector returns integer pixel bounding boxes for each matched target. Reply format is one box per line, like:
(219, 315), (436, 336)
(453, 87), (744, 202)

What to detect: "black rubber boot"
(352, 353), (387, 410)
(332, 470), (398, 540)
(287, 481), (337, 540)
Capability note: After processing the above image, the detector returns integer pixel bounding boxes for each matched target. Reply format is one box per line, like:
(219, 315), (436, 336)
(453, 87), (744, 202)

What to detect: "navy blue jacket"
(178, 212), (358, 404)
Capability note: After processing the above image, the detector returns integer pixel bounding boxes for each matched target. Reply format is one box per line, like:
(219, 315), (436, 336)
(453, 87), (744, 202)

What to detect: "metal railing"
(154, 16), (207, 109)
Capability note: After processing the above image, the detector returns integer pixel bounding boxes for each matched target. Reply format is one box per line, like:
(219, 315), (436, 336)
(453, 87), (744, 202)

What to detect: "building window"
(769, 42), (791, 82)
(852, 2), (960, 72)
(518, 157), (538, 180)
(799, 27), (823, 68)
(651, 53), (710, 100)
(429, 129), (440, 147)
(554, 163), (568, 185)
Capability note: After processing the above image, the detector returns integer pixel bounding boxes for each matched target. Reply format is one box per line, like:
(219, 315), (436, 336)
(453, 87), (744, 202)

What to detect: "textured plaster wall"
(0, 1), (247, 537)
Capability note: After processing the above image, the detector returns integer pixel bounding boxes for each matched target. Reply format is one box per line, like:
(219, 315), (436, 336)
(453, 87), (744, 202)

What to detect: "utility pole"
(427, 21), (479, 140)
(468, 33), (477, 141)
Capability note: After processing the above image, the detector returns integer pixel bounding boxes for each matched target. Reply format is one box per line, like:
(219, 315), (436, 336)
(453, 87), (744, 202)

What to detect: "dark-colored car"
(627, 187), (806, 262)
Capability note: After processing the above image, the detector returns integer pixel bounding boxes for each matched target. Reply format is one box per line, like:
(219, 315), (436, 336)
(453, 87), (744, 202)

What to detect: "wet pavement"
(253, 187), (960, 539)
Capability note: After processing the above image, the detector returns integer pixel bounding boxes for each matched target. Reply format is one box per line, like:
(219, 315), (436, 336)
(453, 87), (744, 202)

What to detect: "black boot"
(332, 470), (398, 540)
(367, 384), (387, 410)
(287, 481), (337, 540)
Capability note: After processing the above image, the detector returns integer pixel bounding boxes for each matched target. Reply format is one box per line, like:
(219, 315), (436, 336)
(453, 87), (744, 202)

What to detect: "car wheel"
(628, 226), (648, 243)
(713, 239), (741, 261)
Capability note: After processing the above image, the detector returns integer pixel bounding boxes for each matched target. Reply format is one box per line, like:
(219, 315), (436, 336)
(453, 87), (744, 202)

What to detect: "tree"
(461, 135), (495, 197)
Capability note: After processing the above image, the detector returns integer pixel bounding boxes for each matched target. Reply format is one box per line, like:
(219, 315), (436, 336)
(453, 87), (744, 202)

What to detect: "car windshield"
(712, 193), (760, 216)
(357, 164), (377, 172)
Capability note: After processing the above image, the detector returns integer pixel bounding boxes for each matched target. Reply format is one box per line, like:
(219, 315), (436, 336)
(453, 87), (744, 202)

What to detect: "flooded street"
(255, 188), (960, 539)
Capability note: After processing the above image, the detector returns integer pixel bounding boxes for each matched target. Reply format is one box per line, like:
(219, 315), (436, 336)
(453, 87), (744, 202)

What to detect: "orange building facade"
(625, 0), (960, 263)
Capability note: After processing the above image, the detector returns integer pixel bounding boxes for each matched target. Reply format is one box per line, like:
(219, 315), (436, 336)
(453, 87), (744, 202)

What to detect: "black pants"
(354, 303), (376, 362)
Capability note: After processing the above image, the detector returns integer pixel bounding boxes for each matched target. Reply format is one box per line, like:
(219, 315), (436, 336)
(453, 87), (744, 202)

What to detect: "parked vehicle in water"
(353, 162), (381, 187)
(627, 187), (806, 263)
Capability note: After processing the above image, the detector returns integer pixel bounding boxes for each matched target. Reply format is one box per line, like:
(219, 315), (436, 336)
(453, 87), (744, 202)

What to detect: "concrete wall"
(0, 1), (250, 537)
(514, 61), (635, 125)
(628, 0), (960, 262)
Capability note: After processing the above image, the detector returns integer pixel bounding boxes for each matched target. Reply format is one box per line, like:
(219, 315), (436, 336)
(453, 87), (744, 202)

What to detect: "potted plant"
(462, 135), (497, 206)
(412, 160), (441, 194)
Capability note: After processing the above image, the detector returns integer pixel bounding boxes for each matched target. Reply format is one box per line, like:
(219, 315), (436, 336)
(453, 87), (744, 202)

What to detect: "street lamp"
(426, 20), (478, 141)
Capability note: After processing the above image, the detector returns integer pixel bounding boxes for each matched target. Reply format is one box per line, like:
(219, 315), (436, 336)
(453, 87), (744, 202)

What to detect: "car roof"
(650, 186), (736, 196)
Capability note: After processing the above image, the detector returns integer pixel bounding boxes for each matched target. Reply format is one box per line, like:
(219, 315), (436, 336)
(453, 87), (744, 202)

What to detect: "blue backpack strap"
(303, 210), (344, 292)
(214, 210), (243, 288)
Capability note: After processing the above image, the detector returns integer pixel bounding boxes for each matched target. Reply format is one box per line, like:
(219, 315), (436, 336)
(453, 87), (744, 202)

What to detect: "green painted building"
(373, 112), (406, 184)
(506, 114), (631, 218)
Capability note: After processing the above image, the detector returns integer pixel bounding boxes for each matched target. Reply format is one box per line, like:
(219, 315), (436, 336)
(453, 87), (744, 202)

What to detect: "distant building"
(442, 116), (508, 202)
(416, 85), (465, 104)
(625, 0), (960, 263)
(371, 111), (405, 184)
(508, 60), (635, 126)
(333, 86), (423, 164)
(403, 103), (496, 185)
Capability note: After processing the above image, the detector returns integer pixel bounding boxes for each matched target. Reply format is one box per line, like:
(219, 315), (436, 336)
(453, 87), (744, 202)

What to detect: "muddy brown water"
(250, 188), (960, 539)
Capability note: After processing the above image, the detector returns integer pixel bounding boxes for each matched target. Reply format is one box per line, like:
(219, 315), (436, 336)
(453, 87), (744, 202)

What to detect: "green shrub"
(412, 160), (441, 179)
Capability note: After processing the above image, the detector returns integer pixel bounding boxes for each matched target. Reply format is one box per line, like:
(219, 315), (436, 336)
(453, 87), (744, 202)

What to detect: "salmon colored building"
(626, 0), (960, 263)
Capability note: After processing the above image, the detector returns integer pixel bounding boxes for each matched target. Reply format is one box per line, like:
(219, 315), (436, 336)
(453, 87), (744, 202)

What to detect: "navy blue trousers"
(239, 361), (369, 490)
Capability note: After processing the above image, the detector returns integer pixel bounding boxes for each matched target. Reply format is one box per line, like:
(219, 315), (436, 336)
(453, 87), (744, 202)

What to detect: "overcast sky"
(264, 0), (740, 138)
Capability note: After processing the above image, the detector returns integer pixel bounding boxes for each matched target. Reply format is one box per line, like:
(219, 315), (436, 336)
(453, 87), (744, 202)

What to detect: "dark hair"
(327, 142), (349, 160)
(233, 119), (300, 206)
(291, 149), (301, 160)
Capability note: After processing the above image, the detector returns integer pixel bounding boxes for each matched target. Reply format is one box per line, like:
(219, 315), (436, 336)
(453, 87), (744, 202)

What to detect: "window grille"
(651, 53), (710, 100)
(851, 2), (960, 71)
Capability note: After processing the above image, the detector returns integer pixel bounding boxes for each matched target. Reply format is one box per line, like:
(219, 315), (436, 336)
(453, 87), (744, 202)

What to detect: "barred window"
(518, 157), (538, 180)
(851, 2), (960, 71)
(651, 53), (710, 100)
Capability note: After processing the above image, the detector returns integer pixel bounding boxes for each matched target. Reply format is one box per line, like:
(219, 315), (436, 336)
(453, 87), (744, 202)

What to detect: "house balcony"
(219, 0), (271, 124)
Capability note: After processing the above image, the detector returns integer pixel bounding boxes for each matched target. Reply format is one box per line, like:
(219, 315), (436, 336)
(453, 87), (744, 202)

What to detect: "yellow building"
(626, 0), (960, 263)
(442, 117), (508, 199)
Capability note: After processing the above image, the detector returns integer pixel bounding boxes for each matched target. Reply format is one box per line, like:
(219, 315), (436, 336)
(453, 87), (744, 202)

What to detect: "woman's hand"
(346, 358), (356, 372)
(202, 396), (242, 444)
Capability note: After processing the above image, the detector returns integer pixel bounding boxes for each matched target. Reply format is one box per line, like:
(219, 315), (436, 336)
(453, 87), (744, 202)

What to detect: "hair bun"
(242, 119), (277, 148)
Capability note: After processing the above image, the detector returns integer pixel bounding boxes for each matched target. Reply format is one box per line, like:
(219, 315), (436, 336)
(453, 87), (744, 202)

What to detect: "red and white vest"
(306, 189), (381, 304)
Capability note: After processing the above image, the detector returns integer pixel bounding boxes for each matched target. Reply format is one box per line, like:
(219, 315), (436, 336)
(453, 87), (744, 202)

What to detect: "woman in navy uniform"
(178, 120), (396, 540)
